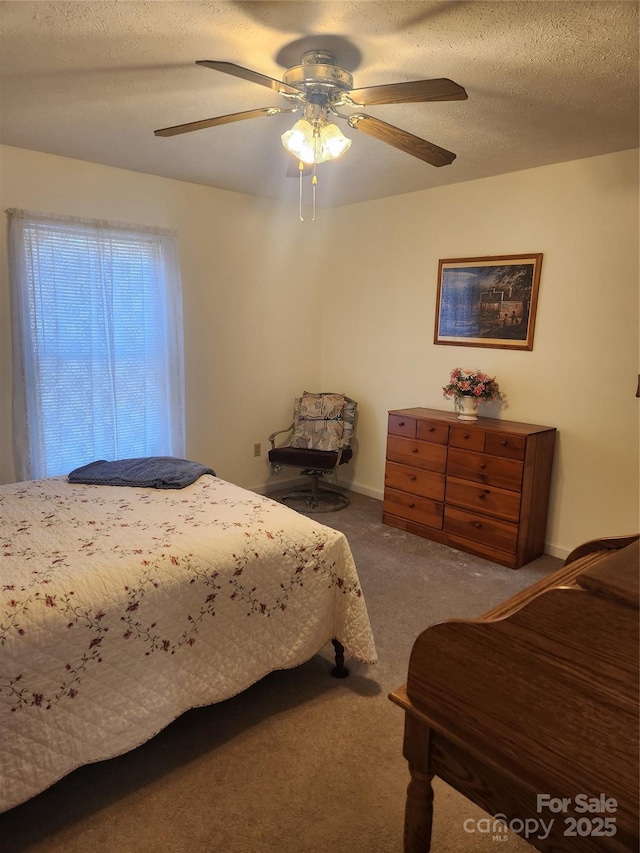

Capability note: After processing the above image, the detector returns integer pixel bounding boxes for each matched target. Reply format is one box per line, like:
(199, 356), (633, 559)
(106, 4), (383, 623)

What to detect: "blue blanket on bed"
(68, 457), (216, 489)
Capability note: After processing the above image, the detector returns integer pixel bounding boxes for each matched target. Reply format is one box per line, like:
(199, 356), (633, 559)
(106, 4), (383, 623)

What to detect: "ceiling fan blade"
(344, 78), (467, 106)
(154, 107), (283, 137)
(286, 158), (312, 178)
(196, 60), (303, 96)
(347, 114), (456, 167)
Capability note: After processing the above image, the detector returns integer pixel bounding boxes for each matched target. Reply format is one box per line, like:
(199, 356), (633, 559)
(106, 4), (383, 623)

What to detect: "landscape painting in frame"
(434, 254), (543, 350)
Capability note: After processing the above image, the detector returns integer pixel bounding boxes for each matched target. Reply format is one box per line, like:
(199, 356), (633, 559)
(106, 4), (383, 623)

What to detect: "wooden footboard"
(390, 535), (639, 852)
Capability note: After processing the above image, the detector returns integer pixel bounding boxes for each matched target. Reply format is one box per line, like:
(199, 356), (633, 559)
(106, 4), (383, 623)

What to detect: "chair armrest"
(268, 423), (294, 449)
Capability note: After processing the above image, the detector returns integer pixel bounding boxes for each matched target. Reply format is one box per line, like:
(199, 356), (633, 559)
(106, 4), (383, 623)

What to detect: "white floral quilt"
(0, 475), (377, 812)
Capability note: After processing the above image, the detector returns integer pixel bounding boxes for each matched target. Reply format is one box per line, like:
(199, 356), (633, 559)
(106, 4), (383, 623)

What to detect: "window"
(8, 210), (185, 481)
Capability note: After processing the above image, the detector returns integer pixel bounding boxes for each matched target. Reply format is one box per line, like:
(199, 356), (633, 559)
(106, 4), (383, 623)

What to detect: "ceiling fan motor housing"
(282, 50), (353, 104)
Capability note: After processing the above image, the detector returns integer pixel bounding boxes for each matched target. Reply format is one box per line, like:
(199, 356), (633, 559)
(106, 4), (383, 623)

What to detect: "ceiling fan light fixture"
(281, 118), (316, 163)
(319, 122), (351, 160)
(281, 116), (350, 164)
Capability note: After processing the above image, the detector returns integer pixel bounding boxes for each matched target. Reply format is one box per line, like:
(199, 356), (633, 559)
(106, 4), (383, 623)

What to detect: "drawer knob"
(474, 522), (483, 529)
(412, 447), (419, 453)
(479, 463), (486, 470)
(408, 502), (415, 509)
(428, 426), (435, 432)
(398, 421), (405, 426)
(463, 433), (470, 439)
(478, 493), (486, 500)
(501, 439), (507, 447)
(410, 475), (417, 481)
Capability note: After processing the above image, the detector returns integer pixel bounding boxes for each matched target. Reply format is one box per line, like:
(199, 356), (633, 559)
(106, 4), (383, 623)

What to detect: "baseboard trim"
(544, 542), (570, 560)
(252, 477), (307, 496)
(347, 482), (383, 501)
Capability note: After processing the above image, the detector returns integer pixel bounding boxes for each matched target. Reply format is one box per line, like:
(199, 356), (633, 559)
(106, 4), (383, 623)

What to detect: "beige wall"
(1, 144), (638, 558)
(321, 149), (639, 556)
(0, 145), (330, 487)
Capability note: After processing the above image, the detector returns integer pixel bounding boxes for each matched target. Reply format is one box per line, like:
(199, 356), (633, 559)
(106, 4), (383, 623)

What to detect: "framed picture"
(434, 253), (543, 350)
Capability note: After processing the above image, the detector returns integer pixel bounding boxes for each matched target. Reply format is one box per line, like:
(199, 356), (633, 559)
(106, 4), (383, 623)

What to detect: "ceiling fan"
(154, 50), (468, 171)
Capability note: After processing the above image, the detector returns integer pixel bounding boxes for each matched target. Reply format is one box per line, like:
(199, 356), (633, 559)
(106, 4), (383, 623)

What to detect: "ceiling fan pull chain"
(312, 169), (317, 222)
(299, 160), (304, 221)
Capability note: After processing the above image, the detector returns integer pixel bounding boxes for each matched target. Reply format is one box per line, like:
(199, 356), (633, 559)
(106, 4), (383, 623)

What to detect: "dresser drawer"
(386, 436), (447, 473)
(444, 506), (518, 554)
(388, 414), (417, 438)
(445, 476), (521, 523)
(384, 488), (444, 529)
(485, 431), (527, 460)
(416, 419), (449, 445)
(385, 462), (445, 501)
(447, 447), (523, 492)
(449, 425), (485, 452)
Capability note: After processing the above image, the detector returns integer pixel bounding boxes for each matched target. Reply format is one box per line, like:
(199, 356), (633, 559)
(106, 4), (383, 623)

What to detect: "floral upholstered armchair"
(268, 392), (357, 512)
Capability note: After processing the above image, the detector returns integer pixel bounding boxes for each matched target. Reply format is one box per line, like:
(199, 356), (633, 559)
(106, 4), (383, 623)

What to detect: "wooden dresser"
(383, 407), (556, 568)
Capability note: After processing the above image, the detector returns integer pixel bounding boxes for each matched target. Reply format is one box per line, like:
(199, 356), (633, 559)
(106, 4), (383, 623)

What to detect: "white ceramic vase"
(457, 395), (478, 421)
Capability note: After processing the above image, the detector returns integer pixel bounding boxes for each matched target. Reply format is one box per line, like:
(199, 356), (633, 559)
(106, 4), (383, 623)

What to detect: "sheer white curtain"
(8, 209), (185, 481)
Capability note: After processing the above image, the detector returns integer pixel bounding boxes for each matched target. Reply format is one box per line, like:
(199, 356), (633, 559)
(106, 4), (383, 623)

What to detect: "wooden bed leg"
(331, 638), (349, 678)
(403, 714), (434, 853)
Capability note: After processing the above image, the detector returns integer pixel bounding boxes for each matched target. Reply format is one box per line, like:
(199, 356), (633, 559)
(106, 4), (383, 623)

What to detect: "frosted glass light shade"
(281, 119), (316, 164)
(281, 119), (351, 164)
(319, 123), (351, 159)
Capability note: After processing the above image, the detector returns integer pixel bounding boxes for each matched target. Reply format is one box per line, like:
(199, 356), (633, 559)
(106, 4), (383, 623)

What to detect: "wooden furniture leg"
(331, 638), (349, 678)
(403, 713), (434, 853)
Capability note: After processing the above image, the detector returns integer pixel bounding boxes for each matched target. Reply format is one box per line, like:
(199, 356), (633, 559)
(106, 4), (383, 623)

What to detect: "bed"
(0, 473), (377, 813)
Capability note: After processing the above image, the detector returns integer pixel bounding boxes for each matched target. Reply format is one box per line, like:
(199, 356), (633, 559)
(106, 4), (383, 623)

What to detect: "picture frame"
(434, 253), (543, 350)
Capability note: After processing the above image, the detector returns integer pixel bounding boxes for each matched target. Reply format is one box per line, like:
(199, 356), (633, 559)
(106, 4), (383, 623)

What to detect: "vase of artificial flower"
(457, 394), (479, 421)
(442, 368), (504, 421)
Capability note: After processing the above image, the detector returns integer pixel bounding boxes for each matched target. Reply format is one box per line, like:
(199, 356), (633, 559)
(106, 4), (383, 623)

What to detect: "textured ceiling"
(0, 1), (638, 208)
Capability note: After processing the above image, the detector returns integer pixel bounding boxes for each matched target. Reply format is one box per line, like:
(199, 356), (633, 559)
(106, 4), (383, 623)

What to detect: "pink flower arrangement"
(442, 368), (503, 408)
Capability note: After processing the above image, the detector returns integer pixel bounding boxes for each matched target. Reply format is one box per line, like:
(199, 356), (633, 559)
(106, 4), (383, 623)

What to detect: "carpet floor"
(1, 489), (563, 852)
